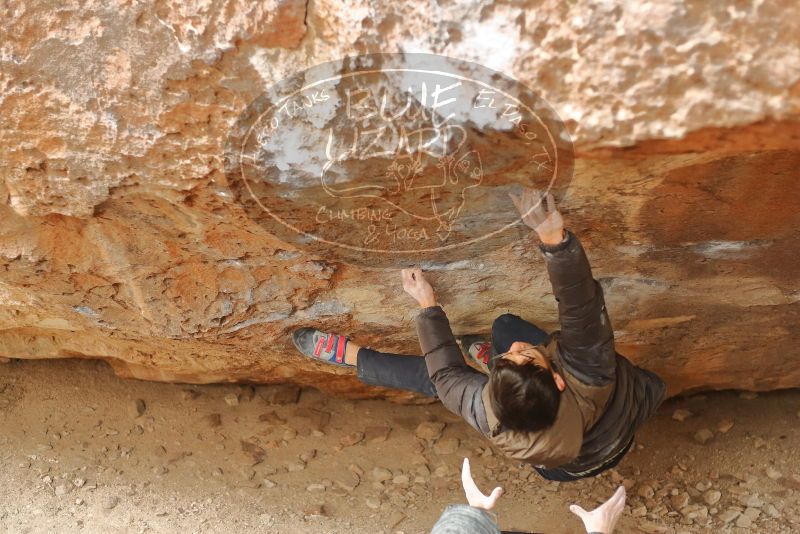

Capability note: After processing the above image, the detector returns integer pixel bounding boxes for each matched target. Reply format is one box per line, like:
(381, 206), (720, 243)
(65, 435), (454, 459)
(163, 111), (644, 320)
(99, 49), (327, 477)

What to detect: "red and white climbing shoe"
(292, 327), (353, 367)
(459, 335), (492, 374)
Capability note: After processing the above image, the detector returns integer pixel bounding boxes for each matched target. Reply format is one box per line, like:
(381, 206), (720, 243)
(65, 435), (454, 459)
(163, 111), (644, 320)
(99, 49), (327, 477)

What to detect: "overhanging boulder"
(1, 0), (798, 398)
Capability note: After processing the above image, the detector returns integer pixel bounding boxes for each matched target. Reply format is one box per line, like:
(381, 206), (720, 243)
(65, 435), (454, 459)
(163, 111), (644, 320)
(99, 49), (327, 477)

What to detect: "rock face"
(1, 0), (799, 398)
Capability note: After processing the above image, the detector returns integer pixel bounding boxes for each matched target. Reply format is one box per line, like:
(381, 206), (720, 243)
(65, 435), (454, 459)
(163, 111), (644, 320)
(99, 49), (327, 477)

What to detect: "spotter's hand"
(570, 486), (626, 534)
(461, 458), (503, 511)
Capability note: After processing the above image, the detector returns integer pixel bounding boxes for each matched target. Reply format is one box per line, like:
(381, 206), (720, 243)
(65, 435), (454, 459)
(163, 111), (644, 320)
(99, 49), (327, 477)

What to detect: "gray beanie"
(431, 504), (502, 534)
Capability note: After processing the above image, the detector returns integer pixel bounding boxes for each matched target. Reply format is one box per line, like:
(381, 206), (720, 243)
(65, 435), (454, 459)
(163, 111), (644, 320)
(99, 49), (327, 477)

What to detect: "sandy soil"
(1, 358), (799, 534)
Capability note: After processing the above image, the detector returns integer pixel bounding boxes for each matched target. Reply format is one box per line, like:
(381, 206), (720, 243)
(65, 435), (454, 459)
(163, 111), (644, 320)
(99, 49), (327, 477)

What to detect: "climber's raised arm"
(510, 189), (615, 385)
(401, 268), (489, 434)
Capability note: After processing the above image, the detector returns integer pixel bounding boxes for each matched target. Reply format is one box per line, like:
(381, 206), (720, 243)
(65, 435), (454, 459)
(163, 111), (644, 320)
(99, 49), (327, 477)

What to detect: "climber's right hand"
(509, 188), (565, 245)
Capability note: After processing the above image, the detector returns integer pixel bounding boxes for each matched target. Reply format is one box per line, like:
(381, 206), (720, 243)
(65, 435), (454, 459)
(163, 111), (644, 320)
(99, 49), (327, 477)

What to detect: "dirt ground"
(1, 358), (799, 534)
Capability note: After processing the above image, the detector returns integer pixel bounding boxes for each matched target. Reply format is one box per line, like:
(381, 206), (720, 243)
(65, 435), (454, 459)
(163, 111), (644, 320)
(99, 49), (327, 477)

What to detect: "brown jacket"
(415, 231), (666, 471)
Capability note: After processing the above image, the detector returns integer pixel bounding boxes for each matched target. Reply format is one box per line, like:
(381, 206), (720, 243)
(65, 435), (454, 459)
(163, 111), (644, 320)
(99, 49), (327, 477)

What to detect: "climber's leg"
(356, 346), (438, 397)
(489, 313), (551, 370)
(292, 327), (437, 397)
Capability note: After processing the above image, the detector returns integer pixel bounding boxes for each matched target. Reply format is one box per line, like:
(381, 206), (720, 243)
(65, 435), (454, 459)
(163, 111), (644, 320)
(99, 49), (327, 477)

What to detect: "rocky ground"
(1, 357), (800, 534)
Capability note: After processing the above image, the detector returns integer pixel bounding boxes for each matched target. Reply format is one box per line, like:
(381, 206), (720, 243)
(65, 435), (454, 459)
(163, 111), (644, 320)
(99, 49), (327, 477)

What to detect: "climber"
(292, 188), (666, 481)
(429, 457), (627, 533)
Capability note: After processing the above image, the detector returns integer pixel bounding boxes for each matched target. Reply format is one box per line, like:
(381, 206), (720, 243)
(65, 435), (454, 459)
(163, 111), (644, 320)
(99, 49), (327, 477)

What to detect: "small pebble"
(224, 393), (239, 407)
(335, 472), (360, 492)
(693, 429), (714, 444)
(670, 492), (689, 509)
(433, 465), (449, 477)
(738, 494), (763, 508)
(260, 385), (301, 405)
(415, 422), (445, 440)
(240, 440), (266, 464)
(304, 504), (327, 517)
(103, 496), (120, 510)
(433, 437), (459, 455)
(340, 431), (364, 447)
(672, 409), (693, 422)
(204, 413), (222, 428)
(348, 464), (365, 477)
(392, 474), (410, 485)
(739, 392), (758, 400)
(128, 399), (146, 418)
(695, 481), (712, 492)
(679, 504), (707, 520)
(637, 484), (654, 499)
(766, 466), (782, 480)
(258, 411), (286, 425)
(637, 520), (669, 533)
(735, 507), (760, 528)
(765, 504), (781, 518)
(299, 450), (317, 463)
(372, 467), (393, 482)
(387, 510), (406, 529)
(181, 389), (200, 401)
(703, 490), (721, 506)
(152, 466), (168, 475)
(240, 386), (256, 402)
(718, 508), (740, 523)
(365, 425), (391, 444)
(717, 419), (734, 433)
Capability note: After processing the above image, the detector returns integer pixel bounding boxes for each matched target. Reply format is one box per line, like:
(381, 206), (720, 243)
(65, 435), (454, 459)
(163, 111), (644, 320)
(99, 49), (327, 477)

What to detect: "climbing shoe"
(292, 327), (353, 367)
(459, 335), (493, 374)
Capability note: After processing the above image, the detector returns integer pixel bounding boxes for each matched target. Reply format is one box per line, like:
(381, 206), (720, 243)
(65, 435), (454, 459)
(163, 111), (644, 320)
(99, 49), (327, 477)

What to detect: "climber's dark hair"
(488, 358), (560, 432)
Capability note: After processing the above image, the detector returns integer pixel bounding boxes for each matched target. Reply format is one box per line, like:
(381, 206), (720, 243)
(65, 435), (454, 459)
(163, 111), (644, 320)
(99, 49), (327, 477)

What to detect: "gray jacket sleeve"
(431, 504), (500, 534)
(415, 306), (490, 435)
(540, 230), (616, 386)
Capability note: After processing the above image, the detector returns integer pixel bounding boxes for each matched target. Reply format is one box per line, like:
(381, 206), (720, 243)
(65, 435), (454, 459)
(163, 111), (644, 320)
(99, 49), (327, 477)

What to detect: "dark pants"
(356, 313), (618, 482)
(356, 313), (549, 395)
